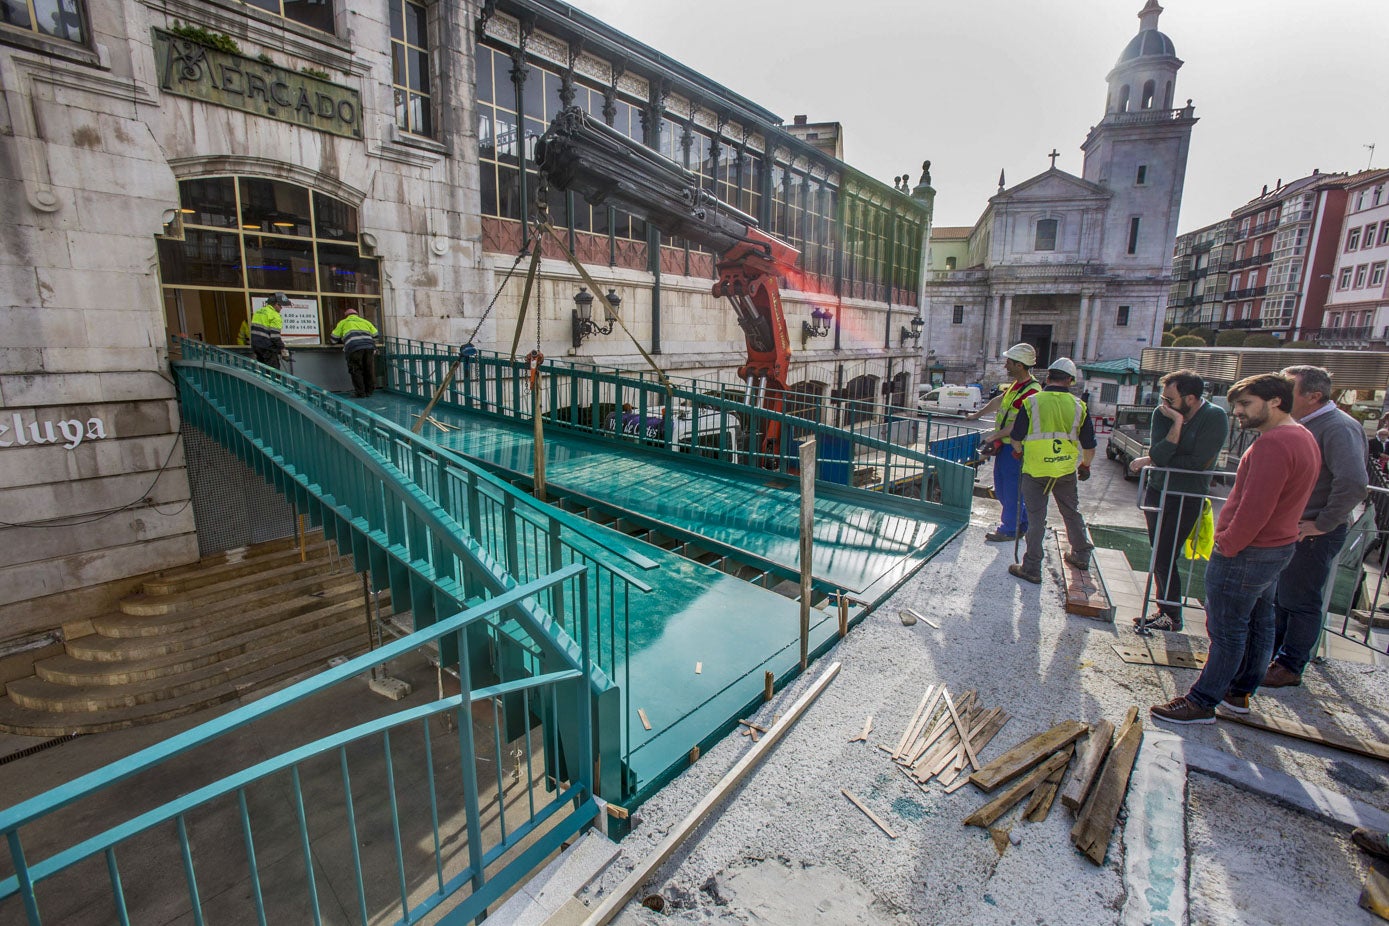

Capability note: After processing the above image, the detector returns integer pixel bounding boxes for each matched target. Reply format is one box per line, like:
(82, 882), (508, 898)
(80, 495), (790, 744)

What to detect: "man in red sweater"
(1151, 373), (1321, 724)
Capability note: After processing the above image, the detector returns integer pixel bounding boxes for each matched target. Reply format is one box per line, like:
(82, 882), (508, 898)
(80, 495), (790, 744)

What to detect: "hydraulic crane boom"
(536, 107), (803, 461)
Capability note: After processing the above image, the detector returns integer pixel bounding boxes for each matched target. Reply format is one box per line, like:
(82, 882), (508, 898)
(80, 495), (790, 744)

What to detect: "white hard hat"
(1048, 357), (1079, 379)
(1003, 342), (1037, 366)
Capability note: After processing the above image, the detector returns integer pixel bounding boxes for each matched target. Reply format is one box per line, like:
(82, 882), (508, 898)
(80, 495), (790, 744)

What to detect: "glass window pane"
(476, 47), (493, 104)
(180, 177), (238, 229)
(157, 230), (244, 286)
(388, 0), (402, 39)
(318, 242), (381, 295)
(480, 163), (498, 216)
(497, 165), (522, 220)
(478, 110), (495, 160)
(0, 0), (34, 29)
(394, 88), (409, 131)
(495, 111), (518, 163)
(521, 64), (544, 120)
(313, 192), (359, 241)
(410, 94), (431, 136)
(283, 0), (334, 33)
(406, 0), (426, 47)
(545, 71), (563, 121)
(324, 296), (381, 332)
(245, 235), (316, 291)
(494, 53), (513, 110)
(33, 0), (83, 41)
(243, 0), (278, 13)
(239, 178), (311, 237)
(392, 44), (406, 85)
(410, 48), (429, 94)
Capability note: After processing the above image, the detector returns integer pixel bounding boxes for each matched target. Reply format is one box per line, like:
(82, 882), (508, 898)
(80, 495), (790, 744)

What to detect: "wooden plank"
(1071, 710), (1144, 865)
(903, 606), (940, 629)
(1224, 710), (1389, 763)
(842, 789), (899, 839)
(916, 701), (985, 776)
(1055, 530), (1112, 620)
(695, 662), (702, 674)
(969, 720), (1089, 793)
(849, 715), (874, 743)
(638, 708), (652, 731)
(934, 711), (1009, 787)
(905, 690), (973, 766)
(1024, 745), (1074, 822)
(892, 685), (937, 759)
(963, 750), (1072, 829)
(1059, 718), (1117, 812)
(580, 663), (841, 926)
(927, 706), (996, 779)
(1111, 643), (1207, 670)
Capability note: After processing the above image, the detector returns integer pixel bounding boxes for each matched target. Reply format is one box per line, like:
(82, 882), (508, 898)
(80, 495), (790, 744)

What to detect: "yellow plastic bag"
(1183, 499), (1214, 560)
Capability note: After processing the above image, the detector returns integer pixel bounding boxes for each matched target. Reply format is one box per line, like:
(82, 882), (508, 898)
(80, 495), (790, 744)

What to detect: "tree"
(1162, 332), (1177, 346)
(1244, 333), (1282, 348)
(1172, 335), (1206, 347)
(1215, 330), (1249, 347)
(1170, 325), (1189, 337)
(1189, 327), (1217, 344)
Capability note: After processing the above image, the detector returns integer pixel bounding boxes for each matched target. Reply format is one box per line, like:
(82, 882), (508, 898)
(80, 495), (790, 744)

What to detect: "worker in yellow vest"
(249, 293), (288, 369)
(966, 343), (1041, 542)
(1006, 357), (1096, 584)
(330, 307), (380, 397)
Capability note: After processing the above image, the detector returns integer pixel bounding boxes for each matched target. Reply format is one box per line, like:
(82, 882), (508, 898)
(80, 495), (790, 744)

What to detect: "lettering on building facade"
(152, 29), (362, 140)
(0, 413), (110, 451)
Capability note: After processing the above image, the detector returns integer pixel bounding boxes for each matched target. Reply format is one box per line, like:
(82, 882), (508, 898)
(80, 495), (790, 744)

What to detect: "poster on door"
(255, 295), (320, 344)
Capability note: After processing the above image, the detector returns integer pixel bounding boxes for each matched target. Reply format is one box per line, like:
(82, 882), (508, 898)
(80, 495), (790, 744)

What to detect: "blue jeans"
(1272, 523), (1348, 674)
(1188, 544), (1295, 709)
(993, 449), (1027, 535)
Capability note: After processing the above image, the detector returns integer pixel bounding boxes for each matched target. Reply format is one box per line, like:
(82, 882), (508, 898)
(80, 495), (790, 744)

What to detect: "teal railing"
(173, 338), (654, 799)
(382, 339), (975, 516)
(0, 567), (597, 925)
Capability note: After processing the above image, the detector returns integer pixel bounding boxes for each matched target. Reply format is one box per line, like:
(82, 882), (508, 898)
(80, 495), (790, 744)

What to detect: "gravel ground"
(578, 491), (1389, 925)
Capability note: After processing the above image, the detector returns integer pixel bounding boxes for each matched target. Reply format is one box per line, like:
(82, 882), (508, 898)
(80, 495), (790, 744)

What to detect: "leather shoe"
(1352, 827), (1389, 860)
(1008, 564), (1041, 584)
(985, 531), (1017, 542)
(1261, 661), (1302, 689)
(1063, 551), (1090, 570)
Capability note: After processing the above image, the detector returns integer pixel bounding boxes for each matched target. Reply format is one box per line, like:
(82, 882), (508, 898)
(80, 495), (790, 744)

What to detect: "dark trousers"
(253, 347), (280, 369)
(1020, 472), (1092, 574)
(1271, 523), (1349, 674)
(348, 349), (377, 397)
(1144, 489), (1205, 620)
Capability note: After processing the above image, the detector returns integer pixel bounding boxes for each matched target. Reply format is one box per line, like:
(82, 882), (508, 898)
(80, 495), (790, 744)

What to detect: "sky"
(566, 0), (1389, 235)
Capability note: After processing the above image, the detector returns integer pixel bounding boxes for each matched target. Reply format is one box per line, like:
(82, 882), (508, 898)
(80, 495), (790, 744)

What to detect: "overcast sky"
(567, 0), (1389, 235)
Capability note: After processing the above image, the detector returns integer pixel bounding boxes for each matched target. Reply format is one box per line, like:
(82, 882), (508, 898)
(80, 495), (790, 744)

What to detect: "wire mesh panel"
(181, 421), (296, 556)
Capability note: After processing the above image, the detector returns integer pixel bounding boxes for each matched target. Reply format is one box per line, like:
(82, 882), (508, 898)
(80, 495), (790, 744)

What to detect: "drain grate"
(0, 732), (84, 767)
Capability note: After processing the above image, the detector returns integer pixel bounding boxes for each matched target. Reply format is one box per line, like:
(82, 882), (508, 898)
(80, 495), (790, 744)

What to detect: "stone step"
(141, 533), (316, 580)
(82, 575), (365, 653)
(6, 620), (366, 713)
(38, 596), (379, 686)
(118, 558), (345, 617)
(141, 541), (336, 596)
(0, 637), (370, 737)
(102, 569), (357, 634)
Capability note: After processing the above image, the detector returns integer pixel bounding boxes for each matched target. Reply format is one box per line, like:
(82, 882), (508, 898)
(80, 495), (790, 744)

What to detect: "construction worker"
(967, 343), (1041, 543)
(250, 293), (288, 369)
(1007, 357), (1096, 584)
(330, 307), (380, 397)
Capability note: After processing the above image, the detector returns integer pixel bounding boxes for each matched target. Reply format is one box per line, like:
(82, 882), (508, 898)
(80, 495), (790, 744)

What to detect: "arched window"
(1118, 85), (1131, 113)
(786, 380), (828, 423)
(1163, 81), (1174, 109)
(945, 256), (957, 270)
(1141, 80), (1156, 110)
(158, 176), (381, 346)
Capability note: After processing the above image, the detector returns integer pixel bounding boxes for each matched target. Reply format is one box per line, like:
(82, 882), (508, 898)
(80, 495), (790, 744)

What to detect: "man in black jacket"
(1129, 370), (1229, 632)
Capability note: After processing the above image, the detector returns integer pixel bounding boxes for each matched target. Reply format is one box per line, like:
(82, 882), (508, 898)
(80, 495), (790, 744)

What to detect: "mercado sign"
(152, 29), (362, 140)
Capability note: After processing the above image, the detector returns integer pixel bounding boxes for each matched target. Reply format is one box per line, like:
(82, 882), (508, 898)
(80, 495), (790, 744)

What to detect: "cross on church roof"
(1048, 149), (1061, 169)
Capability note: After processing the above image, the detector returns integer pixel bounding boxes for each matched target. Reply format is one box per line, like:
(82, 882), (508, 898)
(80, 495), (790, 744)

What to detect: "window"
(1355, 264), (1368, 288)
(0, 0), (86, 43)
(1372, 263), (1386, 288)
(1229, 273), (1242, 291)
(1381, 223), (1389, 247)
(1347, 228), (1362, 251)
(1127, 217), (1141, 255)
(1135, 165), (1147, 185)
(952, 305), (964, 325)
(1365, 224), (1378, 247)
(945, 256), (957, 270)
(241, 0), (335, 32)
(1330, 314), (1341, 329)
(1141, 79), (1155, 109)
(1375, 185), (1384, 207)
(1100, 383), (1119, 404)
(390, 0), (432, 136)
(1116, 305), (1130, 327)
(1339, 267), (1354, 289)
(1034, 218), (1057, 251)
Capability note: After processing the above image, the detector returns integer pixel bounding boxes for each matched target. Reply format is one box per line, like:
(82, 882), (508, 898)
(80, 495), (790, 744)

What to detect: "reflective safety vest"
(994, 377), (1041, 432)
(249, 305), (284, 352)
(330, 314), (379, 353)
(1021, 390), (1087, 478)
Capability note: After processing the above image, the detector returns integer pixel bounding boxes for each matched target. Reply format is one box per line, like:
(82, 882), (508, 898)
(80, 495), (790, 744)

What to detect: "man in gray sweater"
(1258, 365), (1368, 691)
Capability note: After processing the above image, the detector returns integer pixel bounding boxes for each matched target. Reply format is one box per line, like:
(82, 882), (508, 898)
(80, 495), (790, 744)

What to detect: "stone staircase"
(0, 535), (383, 736)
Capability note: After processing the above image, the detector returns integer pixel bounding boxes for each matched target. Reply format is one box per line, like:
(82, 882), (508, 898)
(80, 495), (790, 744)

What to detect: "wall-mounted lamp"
(899, 314), (925, 346)
(572, 286), (618, 348)
(801, 305), (833, 348)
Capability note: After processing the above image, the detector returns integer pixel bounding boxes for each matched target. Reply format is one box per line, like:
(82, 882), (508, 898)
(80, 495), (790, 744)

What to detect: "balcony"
(927, 268), (989, 283)
(1099, 105), (1197, 128)
(1229, 252), (1274, 270)
(1314, 326), (1380, 345)
(1281, 209), (1314, 226)
(1225, 286), (1268, 300)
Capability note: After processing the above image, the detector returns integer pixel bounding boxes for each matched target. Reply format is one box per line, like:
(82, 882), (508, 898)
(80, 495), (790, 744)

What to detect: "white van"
(917, 384), (984, 417)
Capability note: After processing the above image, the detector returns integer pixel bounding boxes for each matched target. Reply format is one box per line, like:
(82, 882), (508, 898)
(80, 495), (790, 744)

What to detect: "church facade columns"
(1087, 293), (1105, 361)
(997, 292), (1014, 355)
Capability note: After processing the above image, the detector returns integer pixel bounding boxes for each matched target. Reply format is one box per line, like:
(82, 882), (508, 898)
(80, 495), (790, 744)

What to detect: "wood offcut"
(969, 720), (1088, 793)
(1071, 707), (1142, 865)
(1225, 710), (1389, 763)
(1059, 718), (1115, 812)
(963, 748), (1072, 829)
(842, 789), (899, 839)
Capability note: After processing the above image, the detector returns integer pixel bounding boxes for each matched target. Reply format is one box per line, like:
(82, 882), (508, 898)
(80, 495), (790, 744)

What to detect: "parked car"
(1105, 404), (1152, 479)
(917, 384), (984, 417)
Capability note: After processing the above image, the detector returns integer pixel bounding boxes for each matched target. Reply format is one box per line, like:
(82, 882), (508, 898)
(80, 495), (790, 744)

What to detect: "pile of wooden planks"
(881, 684), (1011, 792)
(956, 706), (1145, 865)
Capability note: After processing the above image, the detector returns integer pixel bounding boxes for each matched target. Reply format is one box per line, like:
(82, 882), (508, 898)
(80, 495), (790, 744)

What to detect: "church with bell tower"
(922, 0), (1197, 388)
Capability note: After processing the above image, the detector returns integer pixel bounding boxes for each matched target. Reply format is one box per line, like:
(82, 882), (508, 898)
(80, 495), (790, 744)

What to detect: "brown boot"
(1261, 661), (1302, 689)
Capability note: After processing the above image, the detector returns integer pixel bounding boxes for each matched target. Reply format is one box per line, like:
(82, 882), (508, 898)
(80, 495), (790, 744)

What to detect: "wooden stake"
(638, 708), (651, 731)
(799, 438), (816, 668)
(943, 688), (981, 771)
(298, 513), (308, 562)
(842, 789), (898, 839)
(838, 592), (849, 637)
(764, 670), (775, 702)
(580, 663), (842, 926)
(695, 662), (702, 675)
(892, 685), (937, 760)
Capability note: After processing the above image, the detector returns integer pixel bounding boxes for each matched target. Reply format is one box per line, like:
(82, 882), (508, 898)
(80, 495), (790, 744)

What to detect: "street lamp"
(899, 314), (925, 346)
(572, 286), (618, 348)
(801, 305), (832, 348)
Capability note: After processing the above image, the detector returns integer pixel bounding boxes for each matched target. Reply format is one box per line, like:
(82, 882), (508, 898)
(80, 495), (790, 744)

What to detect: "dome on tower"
(1117, 29), (1176, 65)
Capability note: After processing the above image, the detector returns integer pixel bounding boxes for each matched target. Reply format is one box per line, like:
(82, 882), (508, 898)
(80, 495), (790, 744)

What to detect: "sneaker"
(1216, 693), (1250, 716)
(1261, 661), (1302, 689)
(1063, 551), (1090, 570)
(1008, 563), (1042, 584)
(1352, 828), (1389, 861)
(1136, 612), (1184, 633)
(985, 531), (1017, 542)
(1150, 695), (1216, 725)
